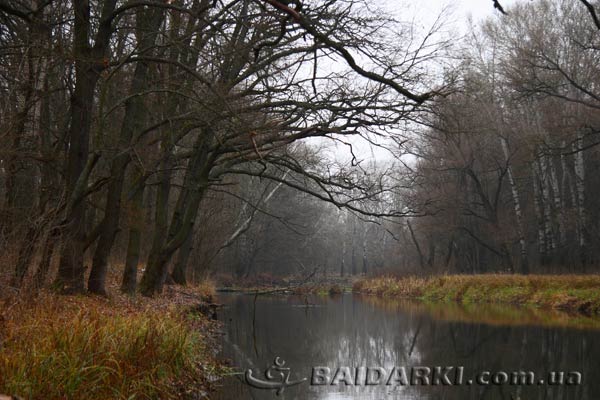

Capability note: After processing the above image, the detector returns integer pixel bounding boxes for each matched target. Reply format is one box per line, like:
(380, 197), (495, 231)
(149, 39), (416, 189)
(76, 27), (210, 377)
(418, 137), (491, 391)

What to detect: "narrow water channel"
(212, 293), (598, 400)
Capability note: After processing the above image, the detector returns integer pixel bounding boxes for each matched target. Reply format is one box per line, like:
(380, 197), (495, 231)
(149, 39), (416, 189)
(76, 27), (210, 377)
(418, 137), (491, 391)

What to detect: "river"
(212, 293), (599, 400)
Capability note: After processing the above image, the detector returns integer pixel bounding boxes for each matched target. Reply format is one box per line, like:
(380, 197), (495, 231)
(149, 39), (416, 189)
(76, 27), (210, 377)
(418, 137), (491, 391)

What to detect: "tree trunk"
(536, 157), (556, 261)
(7, 6), (51, 274)
(340, 232), (346, 277)
(348, 216), (358, 275)
(55, 0), (118, 293)
(171, 228), (194, 285)
(140, 184), (208, 295)
(427, 237), (436, 269)
(34, 228), (59, 288)
(532, 172), (547, 264)
(362, 230), (368, 275)
(444, 236), (454, 270)
(138, 141), (173, 295)
(11, 226), (40, 287)
(560, 141), (577, 209)
(546, 155), (565, 246)
(121, 180), (144, 294)
(500, 137), (529, 274)
(407, 219), (425, 270)
(573, 134), (587, 266)
(140, 134), (213, 296)
(88, 7), (166, 295)
(31, 29), (59, 289)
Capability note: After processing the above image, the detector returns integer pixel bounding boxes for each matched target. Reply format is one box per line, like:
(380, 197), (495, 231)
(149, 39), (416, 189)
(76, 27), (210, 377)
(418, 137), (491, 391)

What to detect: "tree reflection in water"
(213, 293), (598, 400)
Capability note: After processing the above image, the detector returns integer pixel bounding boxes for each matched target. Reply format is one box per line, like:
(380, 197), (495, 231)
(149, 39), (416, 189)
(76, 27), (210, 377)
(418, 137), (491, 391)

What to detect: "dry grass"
(0, 283), (222, 400)
(353, 274), (600, 314)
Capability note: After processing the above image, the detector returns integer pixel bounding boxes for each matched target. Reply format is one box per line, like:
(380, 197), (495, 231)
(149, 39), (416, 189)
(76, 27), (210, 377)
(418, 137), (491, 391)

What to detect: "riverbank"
(353, 274), (600, 314)
(0, 283), (224, 400)
(216, 274), (354, 296)
(218, 283), (347, 296)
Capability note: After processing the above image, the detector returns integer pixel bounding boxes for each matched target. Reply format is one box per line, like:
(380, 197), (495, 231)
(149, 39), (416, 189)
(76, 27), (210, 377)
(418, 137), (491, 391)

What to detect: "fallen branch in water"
(247, 268), (318, 295)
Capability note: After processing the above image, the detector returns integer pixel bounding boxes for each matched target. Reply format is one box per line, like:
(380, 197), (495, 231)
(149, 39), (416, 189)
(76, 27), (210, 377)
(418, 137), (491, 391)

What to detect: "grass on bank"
(353, 274), (600, 314)
(0, 285), (221, 400)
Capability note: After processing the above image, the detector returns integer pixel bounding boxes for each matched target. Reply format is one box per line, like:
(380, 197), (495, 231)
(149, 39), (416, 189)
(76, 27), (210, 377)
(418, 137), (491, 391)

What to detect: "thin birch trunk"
(560, 140), (577, 208)
(499, 137), (529, 274)
(340, 210), (347, 277)
(532, 170), (547, 262)
(351, 217), (357, 275)
(573, 134), (587, 264)
(362, 228), (368, 275)
(545, 155), (566, 246)
(537, 156), (556, 256)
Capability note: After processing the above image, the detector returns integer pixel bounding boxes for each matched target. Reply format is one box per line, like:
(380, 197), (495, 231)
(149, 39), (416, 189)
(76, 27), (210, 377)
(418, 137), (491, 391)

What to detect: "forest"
(2, 0), (599, 294)
(2, 0), (600, 399)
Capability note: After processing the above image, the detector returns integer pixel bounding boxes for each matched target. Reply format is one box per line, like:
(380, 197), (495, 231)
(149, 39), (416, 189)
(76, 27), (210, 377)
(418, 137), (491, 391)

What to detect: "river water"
(212, 293), (599, 400)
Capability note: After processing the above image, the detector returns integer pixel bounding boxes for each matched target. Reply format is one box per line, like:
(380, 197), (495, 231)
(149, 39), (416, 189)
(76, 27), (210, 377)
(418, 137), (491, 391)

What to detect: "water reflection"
(212, 293), (599, 400)
(360, 295), (600, 331)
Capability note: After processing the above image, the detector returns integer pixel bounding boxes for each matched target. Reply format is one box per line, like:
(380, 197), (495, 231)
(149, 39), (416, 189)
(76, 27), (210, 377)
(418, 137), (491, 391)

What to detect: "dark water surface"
(212, 293), (599, 400)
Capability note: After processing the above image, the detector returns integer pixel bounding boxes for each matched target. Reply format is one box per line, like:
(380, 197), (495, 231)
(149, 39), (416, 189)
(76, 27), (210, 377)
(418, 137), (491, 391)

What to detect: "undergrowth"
(0, 287), (221, 400)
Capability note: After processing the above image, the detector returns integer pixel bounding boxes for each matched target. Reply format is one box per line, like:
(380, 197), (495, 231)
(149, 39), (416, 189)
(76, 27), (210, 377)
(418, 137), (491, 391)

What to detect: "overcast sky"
(324, 0), (524, 165)
(431, 0), (520, 22)
(389, 0), (522, 29)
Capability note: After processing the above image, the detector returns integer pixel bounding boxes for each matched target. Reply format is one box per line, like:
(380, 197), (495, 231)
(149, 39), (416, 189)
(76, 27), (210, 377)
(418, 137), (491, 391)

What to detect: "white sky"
(458, 0), (520, 20)
(389, 0), (522, 28)
(323, 0), (524, 166)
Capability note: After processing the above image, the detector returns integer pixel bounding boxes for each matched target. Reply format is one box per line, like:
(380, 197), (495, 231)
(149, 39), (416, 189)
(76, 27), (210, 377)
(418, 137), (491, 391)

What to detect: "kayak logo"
(244, 357), (307, 395)
(243, 362), (582, 394)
